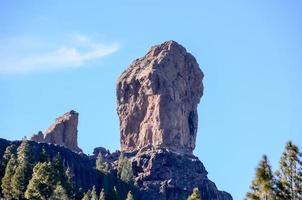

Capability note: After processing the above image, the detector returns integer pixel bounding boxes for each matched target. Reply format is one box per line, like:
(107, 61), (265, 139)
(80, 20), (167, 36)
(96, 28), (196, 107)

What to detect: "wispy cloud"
(0, 34), (119, 74)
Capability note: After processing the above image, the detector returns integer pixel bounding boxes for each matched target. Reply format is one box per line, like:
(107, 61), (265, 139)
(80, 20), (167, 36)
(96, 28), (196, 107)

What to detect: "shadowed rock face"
(0, 138), (103, 199)
(31, 110), (82, 153)
(117, 40), (204, 154)
(128, 148), (232, 200)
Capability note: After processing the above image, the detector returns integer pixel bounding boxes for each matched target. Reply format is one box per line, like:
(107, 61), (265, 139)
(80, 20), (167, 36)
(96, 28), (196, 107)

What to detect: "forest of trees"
(0, 141), (75, 200)
(246, 141), (302, 200)
(0, 140), (202, 200)
(3, 139), (300, 200)
(0, 140), (137, 200)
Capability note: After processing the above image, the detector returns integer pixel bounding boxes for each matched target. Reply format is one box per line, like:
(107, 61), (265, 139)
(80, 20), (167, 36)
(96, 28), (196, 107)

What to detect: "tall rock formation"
(31, 110), (82, 153)
(117, 40), (204, 154)
(116, 41), (232, 200)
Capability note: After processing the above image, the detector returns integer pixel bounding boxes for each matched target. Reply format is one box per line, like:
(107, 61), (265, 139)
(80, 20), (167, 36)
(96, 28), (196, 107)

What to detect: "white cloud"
(0, 34), (119, 74)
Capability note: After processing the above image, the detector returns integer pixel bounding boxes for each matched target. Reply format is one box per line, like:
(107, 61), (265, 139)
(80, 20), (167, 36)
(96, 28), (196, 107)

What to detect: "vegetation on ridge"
(246, 141), (302, 200)
(0, 140), (139, 200)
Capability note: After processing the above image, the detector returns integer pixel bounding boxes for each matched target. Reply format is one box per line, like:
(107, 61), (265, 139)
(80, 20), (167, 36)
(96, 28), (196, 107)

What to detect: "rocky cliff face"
(117, 41), (203, 154)
(31, 110), (82, 153)
(129, 148), (232, 200)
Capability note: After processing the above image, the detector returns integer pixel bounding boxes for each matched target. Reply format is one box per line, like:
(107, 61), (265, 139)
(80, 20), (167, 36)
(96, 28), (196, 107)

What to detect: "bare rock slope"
(31, 110), (82, 153)
(117, 40), (204, 154)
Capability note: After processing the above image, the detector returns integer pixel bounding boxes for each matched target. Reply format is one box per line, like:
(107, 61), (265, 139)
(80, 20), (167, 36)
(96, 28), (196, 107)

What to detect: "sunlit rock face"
(31, 110), (82, 153)
(117, 41), (204, 154)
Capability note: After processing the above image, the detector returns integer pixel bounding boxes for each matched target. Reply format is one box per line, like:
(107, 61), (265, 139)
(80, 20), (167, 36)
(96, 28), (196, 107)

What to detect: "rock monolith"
(117, 40), (204, 154)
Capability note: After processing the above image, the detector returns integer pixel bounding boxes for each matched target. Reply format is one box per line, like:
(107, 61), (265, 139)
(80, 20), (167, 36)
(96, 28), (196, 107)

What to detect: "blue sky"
(0, 1), (301, 199)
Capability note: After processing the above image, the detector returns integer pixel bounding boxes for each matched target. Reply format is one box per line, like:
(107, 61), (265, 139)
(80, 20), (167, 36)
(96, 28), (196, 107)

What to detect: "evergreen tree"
(51, 153), (73, 198)
(2, 144), (17, 164)
(1, 154), (17, 199)
(117, 153), (125, 177)
(11, 140), (34, 199)
(96, 153), (108, 174)
(82, 190), (92, 200)
(52, 153), (65, 184)
(91, 185), (98, 200)
(275, 141), (302, 200)
(126, 190), (134, 200)
(49, 184), (69, 200)
(187, 187), (201, 200)
(246, 155), (274, 200)
(99, 188), (105, 200)
(25, 162), (55, 200)
(1, 144), (17, 196)
(118, 154), (133, 183)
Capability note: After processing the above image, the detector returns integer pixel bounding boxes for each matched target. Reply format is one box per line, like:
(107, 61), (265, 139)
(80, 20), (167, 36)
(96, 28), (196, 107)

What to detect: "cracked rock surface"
(117, 41), (204, 154)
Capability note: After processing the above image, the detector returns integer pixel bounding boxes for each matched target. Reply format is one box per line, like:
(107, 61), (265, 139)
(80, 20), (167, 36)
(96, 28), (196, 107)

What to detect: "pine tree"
(0, 144), (17, 197)
(49, 184), (69, 200)
(91, 185), (98, 200)
(11, 140), (34, 199)
(25, 162), (56, 200)
(2, 144), (17, 164)
(96, 153), (108, 174)
(126, 190), (134, 200)
(99, 188), (105, 200)
(187, 187), (201, 200)
(246, 155), (274, 200)
(51, 153), (74, 198)
(52, 153), (65, 184)
(1, 154), (17, 199)
(275, 141), (302, 200)
(117, 153), (125, 177)
(82, 189), (91, 200)
(118, 154), (133, 183)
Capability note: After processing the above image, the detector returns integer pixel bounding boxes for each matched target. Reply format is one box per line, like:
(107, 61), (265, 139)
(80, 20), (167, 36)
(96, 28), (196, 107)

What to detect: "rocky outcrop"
(127, 147), (232, 200)
(31, 110), (82, 153)
(117, 41), (204, 154)
(115, 41), (232, 200)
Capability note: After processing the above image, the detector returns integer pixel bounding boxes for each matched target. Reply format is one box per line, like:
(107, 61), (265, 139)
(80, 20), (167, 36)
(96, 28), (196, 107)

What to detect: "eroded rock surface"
(126, 148), (232, 200)
(31, 110), (82, 153)
(117, 41), (204, 154)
